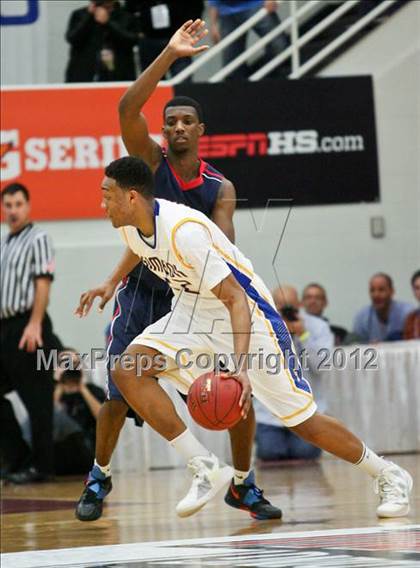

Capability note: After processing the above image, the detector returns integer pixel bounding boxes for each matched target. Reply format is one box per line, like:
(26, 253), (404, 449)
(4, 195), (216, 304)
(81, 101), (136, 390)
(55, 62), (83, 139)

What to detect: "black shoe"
(6, 466), (53, 484)
(75, 465), (112, 521)
(224, 471), (282, 520)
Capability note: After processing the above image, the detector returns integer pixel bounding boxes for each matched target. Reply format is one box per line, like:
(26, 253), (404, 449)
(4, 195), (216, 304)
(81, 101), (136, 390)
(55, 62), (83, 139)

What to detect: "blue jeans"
(220, 8), (288, 79)
(256, 424), (322, 461)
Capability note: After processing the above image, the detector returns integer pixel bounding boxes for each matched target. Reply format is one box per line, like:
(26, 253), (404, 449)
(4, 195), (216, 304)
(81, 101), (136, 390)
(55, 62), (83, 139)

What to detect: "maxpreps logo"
(0, 130), (131, 182)
(199, 130), (365, 158)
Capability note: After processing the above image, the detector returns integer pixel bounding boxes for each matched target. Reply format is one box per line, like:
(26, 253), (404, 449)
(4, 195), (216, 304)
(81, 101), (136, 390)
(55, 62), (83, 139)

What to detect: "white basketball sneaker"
(176, 454), (234, 518)
(374, 462), (413, 518)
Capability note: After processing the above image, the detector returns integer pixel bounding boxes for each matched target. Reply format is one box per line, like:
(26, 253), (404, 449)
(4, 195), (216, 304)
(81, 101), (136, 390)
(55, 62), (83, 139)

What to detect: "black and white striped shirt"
(1, 223), (55, 319)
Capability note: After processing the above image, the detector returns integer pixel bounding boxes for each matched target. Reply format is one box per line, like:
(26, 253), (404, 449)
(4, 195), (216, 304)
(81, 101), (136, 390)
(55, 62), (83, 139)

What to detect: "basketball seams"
(187, 372), (243, 431)
(218, 377), (242, 428)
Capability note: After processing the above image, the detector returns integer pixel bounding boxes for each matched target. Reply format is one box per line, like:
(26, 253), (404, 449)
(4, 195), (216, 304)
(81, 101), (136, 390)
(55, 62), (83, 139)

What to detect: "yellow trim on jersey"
(141, 336), (178, 353)
(281, 397), (316, 422)
(140, 336), (196, 384)
(171, 218), (214, 269)
(212, 244), (254, 279)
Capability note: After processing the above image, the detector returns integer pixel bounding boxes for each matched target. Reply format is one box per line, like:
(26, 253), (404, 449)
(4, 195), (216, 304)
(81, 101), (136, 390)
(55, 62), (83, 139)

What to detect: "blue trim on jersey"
(225, 262), (312, 395)
(136, 200), (160, 250)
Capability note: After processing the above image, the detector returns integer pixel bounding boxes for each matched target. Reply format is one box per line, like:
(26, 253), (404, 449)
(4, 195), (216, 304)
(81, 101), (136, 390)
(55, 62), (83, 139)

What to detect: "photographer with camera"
(254, 285), (333, 463)
(65, 0), (137, 82)
(52, 349), (106, 475)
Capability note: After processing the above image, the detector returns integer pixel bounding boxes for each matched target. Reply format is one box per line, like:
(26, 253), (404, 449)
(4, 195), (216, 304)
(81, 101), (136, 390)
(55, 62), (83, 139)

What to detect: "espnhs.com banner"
(1, 77), (379, 220)
(181, 76), (380, 209)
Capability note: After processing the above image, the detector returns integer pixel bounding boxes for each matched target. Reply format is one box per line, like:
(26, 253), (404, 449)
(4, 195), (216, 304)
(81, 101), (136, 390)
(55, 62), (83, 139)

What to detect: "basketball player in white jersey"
(99, 156), (412, 519)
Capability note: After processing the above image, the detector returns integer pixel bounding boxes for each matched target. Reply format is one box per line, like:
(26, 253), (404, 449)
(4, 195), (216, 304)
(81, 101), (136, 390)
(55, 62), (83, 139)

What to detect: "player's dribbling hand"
(75, 280), (116, 318)
(167, 19), (209, 59)
(221, 370), (252, 419)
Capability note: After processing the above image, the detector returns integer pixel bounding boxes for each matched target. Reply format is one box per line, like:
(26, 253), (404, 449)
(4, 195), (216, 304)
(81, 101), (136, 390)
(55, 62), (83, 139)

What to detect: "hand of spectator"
(264, 0), (278, 13)
(167, 19), (209, 59)
(54, 382), (64, 404)
(18, 320), (43, 352)
(94, 6), (110, 24)
(211, 24), (221, 44)
(75, 280), (117, 318)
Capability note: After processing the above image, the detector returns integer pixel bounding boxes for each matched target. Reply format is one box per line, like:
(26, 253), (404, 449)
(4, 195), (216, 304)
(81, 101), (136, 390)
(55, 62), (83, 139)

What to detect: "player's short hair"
(1, 182), (30, 201)
(163, 96), (204, 123)
(371, 272), (394, 289)
(105, 157), (154, 198)
(411, 269), (420, 287)
(303, 282), (327, 300)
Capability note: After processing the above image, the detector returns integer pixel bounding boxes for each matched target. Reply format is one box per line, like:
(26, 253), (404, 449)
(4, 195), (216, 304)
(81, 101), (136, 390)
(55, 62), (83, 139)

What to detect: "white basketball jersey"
(119, 198), (255, 310)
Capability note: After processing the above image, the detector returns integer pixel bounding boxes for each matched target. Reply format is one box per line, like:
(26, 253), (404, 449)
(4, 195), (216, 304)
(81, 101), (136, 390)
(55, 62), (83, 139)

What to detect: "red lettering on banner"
(199, 133), (268, 158)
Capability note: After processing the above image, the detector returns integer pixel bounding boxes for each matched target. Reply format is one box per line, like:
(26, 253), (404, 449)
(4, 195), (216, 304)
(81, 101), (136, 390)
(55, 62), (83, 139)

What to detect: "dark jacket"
(125, 0), (204, 39)
(65, 3), (137, 82)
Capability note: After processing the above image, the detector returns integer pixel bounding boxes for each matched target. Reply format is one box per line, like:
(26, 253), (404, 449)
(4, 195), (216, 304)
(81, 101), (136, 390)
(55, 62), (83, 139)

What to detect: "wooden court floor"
(1, 453), (419, 557)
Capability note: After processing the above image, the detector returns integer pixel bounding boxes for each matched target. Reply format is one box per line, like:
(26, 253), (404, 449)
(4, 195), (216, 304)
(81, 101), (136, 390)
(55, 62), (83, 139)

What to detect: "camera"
(281, 305), (299, 322)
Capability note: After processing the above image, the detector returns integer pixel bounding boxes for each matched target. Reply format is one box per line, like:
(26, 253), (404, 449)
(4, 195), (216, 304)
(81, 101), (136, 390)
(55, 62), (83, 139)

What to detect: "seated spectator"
(125, 0), (204, 78)
(208, 1), (288, 79)
(302, 283), (348, 345)
(254, 285), (333, 463)
(53, 349), (106, 475)
(403, 270), (420, 340)
(353, 273), (413, 343)
(65, 1), (137, 82)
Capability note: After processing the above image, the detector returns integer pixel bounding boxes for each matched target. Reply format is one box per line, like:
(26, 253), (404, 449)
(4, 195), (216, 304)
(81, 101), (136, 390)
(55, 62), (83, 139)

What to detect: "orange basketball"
(187, 372), (243, 430)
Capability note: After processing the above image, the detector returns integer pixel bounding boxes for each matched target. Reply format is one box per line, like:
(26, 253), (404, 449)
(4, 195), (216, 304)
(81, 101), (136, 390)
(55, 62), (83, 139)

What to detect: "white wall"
(1, 0), (86, 85)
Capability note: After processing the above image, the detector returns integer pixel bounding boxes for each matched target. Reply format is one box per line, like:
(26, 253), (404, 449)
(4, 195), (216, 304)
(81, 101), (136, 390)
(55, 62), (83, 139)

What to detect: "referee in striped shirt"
(1, 183), (58, 483)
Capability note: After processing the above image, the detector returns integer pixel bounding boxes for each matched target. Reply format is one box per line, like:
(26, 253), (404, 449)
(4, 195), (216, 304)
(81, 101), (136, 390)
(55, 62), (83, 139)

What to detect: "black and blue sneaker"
(224, 471), (282, 520)
(75, 465), (112, 521)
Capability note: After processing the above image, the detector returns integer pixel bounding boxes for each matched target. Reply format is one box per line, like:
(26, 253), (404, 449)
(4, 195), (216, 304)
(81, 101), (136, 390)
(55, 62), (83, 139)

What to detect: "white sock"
(170, 429), (211, 462)
(354, 444), (389, 477)
(94, 460), (111, 477)
(234, 469), (250, 485)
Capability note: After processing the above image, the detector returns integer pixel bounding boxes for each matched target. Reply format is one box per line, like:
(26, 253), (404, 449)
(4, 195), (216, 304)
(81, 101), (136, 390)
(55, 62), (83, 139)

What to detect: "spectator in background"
(1, 183), (57, 483)
(403, 270), (420, 340)
(53, 349), (106, 475)
(125, 1), (204, 78)
(302, 283), (348, 345)
(65, 0), (137, 82)
(353, 273), (413, 343)
(254, 285), (333, 463)
(208, 0), (288, 80)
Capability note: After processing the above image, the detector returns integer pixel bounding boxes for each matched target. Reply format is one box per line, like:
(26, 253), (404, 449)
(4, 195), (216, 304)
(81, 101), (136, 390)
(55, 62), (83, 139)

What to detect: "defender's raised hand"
(168, 19), (209, 59)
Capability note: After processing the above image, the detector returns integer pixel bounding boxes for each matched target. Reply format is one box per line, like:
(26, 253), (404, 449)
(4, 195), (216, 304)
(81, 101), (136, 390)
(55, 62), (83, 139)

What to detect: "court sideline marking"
(2, 523), (419, 568)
